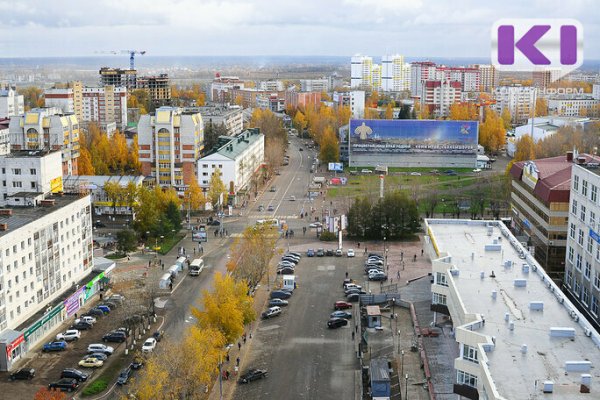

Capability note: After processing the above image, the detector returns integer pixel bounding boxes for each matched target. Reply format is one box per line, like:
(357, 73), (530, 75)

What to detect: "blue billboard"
(349, 119), (479, 155)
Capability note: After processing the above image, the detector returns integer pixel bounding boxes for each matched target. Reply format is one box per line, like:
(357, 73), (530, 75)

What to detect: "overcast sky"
(0, 0), (598, 59)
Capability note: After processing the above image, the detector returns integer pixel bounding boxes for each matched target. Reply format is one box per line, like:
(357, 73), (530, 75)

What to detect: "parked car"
(102, 331), (126, 343)
(342, 278), (355, 287)
(101, 301), (118, 309)
(278, 260), (296, 268)
(238, 368), (268, 384)
(366, 268), (384, 275)
(71, 321), (92, 331)
(309, 222), (322, 228)
(345, 288), (366, 296)
(410, 172), (422, 176)
(270, 290), (292, 300)
(94, 221), (106, 228)
(270, 186), (277, 192)
(85, 308), (105, 317)
(334, 301), (353, 310)
(208, 220), (221, 226)
(258, 205), (265, 211)
(96, 305), (111, 314)
(117, 366), (132, 385)
(268, 298), (289, 307)
(289, 195), (296, 201)
(343, 283), (362, 290)
(130, 357), (144, 370)
(306, 248), (315, 257)
(87, 344), (114, 355)
(286, 252), (301, 258)
(79, 357), (104, 368)
(56, 330), (80, 342)
(267, 205), (274, 211)
(330, 311), (352, 319)
(142, 337), (157, 353)
(108, 294), (125, 304)
(75, 316), (96, 325)
(327, 318), (349, 329)
(277, 267), (295, 275)
(115, 327), (130, 337)
(346, 293), (360, 302)
(316, 248), (325, 257)
(43, 341), (67, 352)
(369, 272), (388, 281)
(366, 259), (384, 266)
(281, 255), (299, 263)
(88, 352), (108, 361)
(152, 330), (164, 342)
(347, 249), (355, 257)
(261, 306), (282, 320)
(325, 249), (334, 256)
(9, 368), (35, 380)
(48, 378), (79, 392)
(61, 368), (89, 382)
(335, 249), (343, 257)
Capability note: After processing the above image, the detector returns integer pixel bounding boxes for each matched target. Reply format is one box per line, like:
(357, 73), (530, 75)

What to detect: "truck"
(189, 258), (204, 276)
(313, 177), (326, 184)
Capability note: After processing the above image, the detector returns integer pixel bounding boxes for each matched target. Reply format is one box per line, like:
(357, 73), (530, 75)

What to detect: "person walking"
(236, 357), (240, 367)
(237, 342), (241, 351)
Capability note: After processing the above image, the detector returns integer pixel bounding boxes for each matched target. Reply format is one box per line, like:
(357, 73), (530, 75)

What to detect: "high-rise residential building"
(0, 124), (9, 156)
(426, 218), (600, 400)
(0, 86), (24, 119)
(473, 64), (497, 92)
(210, 76), (245, 103)
(258, 80), (284, 91)
(565, 161), (600, 331)
(492, 85), (536, 124)
(197, 106), (244, 136)
(197, 128), (264, 205)
(137, 107), (204, 193)
(381, 55), (411, 92)
(333, 91), (365, 119)
(99, 67), (137, 89)
(533, 68), (562, 88)
(300, 79), (330, 92)
(45, 84), (128, 131)
(593, 84), (600, 100)
(0, 149), (64, 206)
(421, 80), (462, 118)
(8, 108), (80, 175)
(547, 95), (599, 117)
(410, 61), (437, 98)
(136, 74), (171, 107)
(433, 66), (480, 92)
(371, 64), (381, 92)
(350, 55), (374, 89)
(285, 91), (322, 110)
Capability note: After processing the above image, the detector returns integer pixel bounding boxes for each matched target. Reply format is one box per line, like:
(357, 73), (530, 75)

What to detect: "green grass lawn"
(157, 232), (186, 255)
(81, 355), (128, 396)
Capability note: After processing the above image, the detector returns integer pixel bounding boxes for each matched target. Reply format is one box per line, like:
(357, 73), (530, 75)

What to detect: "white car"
(347, 249), (355, 257)
(361, 169), (372, 174)
(79, 357), (103, 368)
(75, 316), (96, 325)
(410, 172), (422, 176)
(56, 330), (80, 342)
(142, 338), (157, 353)
(87, 344), (114, 355)
(309, 222), (322, 228)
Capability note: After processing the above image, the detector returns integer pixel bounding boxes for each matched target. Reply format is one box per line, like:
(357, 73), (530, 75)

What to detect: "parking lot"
(232, 245), (363, 400)
(0, 299), (154, 398)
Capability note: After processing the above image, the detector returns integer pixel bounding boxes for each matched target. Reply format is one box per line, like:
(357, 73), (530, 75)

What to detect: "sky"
(0, 0), (598, 59)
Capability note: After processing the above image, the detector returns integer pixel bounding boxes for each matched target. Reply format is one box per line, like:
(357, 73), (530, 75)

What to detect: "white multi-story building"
(492, 85), (537, 124)
(258, 80), (284, 91)
(300, 79), (330, 92)
(593, 84), (600, 100)
(8, 108), (80, 176)
(410, 61), (437, 98)
(426, 218), (600, 400)
(197, 129), (264, 205)
(421, 80), (462, 118)
(565, 161), (600, 331)
(138, 107), (204, 193)
(0, 86), (24, 119)
(0, 126), (9, 156)
(351, 55), (374, 89)
(0, 194), (93, 369)
(197, 106), (244, 136)
(473, 64), (497, 92)
(547, 95), (599, 117)
(210, 76), (245, 103)
(333, 91), (366, 119)
(381, 55), (411, 92)
(0, 150), (63, 207)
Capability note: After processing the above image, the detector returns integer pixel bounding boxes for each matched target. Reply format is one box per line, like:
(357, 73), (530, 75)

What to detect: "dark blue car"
(43, 341), (67, 352)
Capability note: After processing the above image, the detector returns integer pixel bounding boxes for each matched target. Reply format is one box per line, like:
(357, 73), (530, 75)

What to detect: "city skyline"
(1, 0), (598, 58)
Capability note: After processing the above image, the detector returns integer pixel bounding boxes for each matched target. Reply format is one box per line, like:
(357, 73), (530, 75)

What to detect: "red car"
(334, 301), (353, 310)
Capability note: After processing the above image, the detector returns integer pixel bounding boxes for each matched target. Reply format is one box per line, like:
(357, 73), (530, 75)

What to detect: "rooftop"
(4, 149), (60, 158)
(0, 194), (88, 238)
(63, 175), (144, 190)
(204, 128), (263, 160)
(427, 219), (600, 399)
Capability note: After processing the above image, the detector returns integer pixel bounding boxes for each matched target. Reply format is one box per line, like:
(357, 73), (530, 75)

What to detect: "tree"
(449, 103), (478, 120)
(202, 121), (228, 154)
(207, 168), (228, 208)
(319, 126), (339, 163)
(336, 105), (352, 127)
(165, 201), (182, 232)
(34, 387), (67, 400)
(133, 186), (161, 236)
(117, 229), (137, 253)
(479, 108), (506, 153)
(18, 86), (44, 111)
(110, 131), (129, 173)
(103, 181), (124, 216)
(184, 178), (206, 211)
(514, 134), (536, 162)
(384, 103), (394, 119)
(227, 224), (277, 288)
(293, 110), (308, 133)
(397, 104), (412, 119)
(501, 107), (512, 129)
(534, 97), (548, 117)
(364, 108), (380, 119)
(78, 147), (95, 175)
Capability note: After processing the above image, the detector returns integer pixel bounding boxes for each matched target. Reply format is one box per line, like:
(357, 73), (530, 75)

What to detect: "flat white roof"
(427, 219), (600, 399)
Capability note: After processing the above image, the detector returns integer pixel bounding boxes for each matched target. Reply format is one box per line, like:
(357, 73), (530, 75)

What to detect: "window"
(572, 199), (578, 215)
(592, 296), (599, 316)
(202, 164), (208, 168)
(29, 169), (36, 175)
(593, 185), (598, 203)
(30, 182), (36, 189)
(574, 280), (581, 297)
(574, 174), (580, 191)
(595, 272), (600, 290)
(435, 272), (448, 287)
(432, 292), (447, 305)
(12, 181), (22, 188)
(570, 223), (576, 239)
(463, 344), (478, 363)
(566, 269), (573, 287)
(585, 261), (591, 280)
(578, 229), (585, 246)
(12, 168), (21, 175)
(583, 286), (590, 306)
(582, 180), (588, 196)
(576, 254), (582, 270)
(588, 236), (594, 254)
(218, 164), (223, 169)
(591, 211), (597, 228)
(457, 370), (478, 388)
(581, 205), (587, 221)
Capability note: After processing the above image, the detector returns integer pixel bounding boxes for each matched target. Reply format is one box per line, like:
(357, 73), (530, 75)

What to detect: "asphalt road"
(232, 251), (362, 400)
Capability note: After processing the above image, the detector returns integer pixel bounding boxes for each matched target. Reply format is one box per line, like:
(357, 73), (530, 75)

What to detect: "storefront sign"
(5, 334), (24, 358)
(24, 304), (64, 340)
(64, 286), (85, 317)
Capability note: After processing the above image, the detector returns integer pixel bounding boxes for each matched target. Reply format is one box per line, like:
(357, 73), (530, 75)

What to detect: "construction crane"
(121, 50), (146, 70)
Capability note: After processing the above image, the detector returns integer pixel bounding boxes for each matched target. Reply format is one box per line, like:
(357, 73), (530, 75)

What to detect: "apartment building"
(210, 76), (245, 103)
(197, 129), (264, 205)
(0, 194), (94, 370)
(0, 86), (24, 119)
(0, 149), (63, 207)
(258, 80), (284, 91)
(426, 218), (600, 400)
(472, 64), (497, 92)
(533, 69), (562, 88)
(333, 91), (365, 119)
(255, 94), (286, 113)
(99, 67), (137, 89)
(433, 66), (480, 93)
(285, 91), (321, 110)
(421, 80), (462, 118)
(136, 74), (171, 107)
(410, 61), (437, 98)
(492, 85), (536, 124)
(300, 79), (330, 92)
(8, 108), (80, 176)
(381, 55), (411, 92)
(509, 153), (600, 280)
(196, 106), (244, 136)
(350, 55), (374, 89)
(547, 95), (599, 117)
(137, 107), (204, 193)
(564, 161), (600, 331)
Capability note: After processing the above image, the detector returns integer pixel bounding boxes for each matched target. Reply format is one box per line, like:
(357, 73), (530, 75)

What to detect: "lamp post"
(405, 374), (408, 400)
(400, 350), (405, 394)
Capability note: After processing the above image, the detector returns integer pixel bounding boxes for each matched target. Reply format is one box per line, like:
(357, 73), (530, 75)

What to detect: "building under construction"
(99, 68), (171, 108)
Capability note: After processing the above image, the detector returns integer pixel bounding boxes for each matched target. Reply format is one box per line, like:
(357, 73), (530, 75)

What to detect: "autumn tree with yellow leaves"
(183, 178), (206, 211)
(319, 125), (340, 163)
(448, 102), (478, 121)
(207, 168), (228, 209)
(227, 224), (277, 289)
(78, 123), (141, 175)
(478, 108), (506, 153)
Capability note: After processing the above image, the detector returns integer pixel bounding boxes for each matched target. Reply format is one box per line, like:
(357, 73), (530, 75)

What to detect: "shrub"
(82, 379), (108, 396)
(319, 230), (337, 241)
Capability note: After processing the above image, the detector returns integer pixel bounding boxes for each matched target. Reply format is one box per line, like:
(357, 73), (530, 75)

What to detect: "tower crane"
(121, 50), (146, 70)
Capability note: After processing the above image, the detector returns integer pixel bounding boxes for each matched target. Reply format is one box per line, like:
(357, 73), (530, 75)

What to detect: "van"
(189, 258), (204, 276)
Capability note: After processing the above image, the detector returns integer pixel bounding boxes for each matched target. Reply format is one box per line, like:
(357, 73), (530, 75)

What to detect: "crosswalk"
(246, 214), (299, 220)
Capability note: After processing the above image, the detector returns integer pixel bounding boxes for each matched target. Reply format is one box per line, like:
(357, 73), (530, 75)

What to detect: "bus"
(189, 258), (204, 276)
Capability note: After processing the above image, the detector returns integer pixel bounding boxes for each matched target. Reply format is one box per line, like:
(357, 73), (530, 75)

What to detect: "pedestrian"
(226, 354), (230, 363)
(243, 335), (247, 344)
(421, 249), (424, 256)
(390, 278), (393, 284)
(162, 263), (165, 271)
(194, 248), (196, 255)
(352, 331), (355, 340)
(169, 282), (173, 291)
(345, 271), (349, 278)
(355, 325), (358, 333)
(236, 356), (240, 366)
(234, 365), (239, 376)
(413, 254), (417, 262)
(226, 370), (230, 380)
(249, 332), (252, 339)
(357, 242), (360, 249)
(148, 260), (151, 267)
(401, 251), (404, 261)
(397, 270), (400, 279)
(127, 255), (130, 261)
(237, 342), (241, 351)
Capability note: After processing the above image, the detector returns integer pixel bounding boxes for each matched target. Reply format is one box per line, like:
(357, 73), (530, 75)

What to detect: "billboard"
(192, 225), (208, 242)
(328, 162), (343, 172)
(349, 119), (479, 155)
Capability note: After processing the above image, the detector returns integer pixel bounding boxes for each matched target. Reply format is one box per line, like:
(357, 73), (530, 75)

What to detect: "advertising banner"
(328, 162), (344, 172)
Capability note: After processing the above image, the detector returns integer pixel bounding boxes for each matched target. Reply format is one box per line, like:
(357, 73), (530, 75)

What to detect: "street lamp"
(400, 350), (405, 391)
(405, 374), (408, 400)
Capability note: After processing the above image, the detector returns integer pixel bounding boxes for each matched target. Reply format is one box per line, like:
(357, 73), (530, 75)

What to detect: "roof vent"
(581, 374), (591, 393)
(0, 223), (8, 231)
(543, 381), (554, 393)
